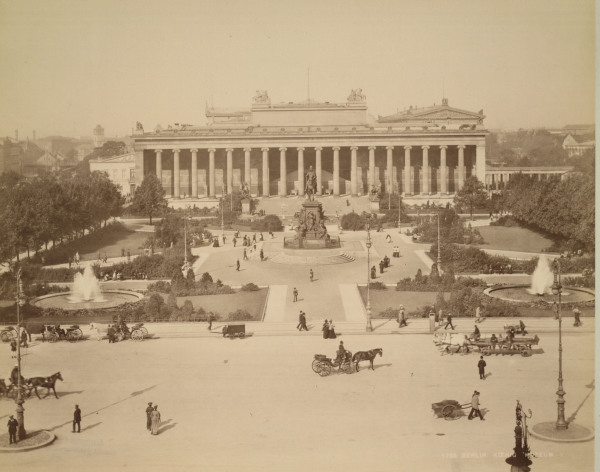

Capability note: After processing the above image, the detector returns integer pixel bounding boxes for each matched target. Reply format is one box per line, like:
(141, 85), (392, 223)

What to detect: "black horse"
(28, 372), (63, 399)
(352, 348), (383, 372)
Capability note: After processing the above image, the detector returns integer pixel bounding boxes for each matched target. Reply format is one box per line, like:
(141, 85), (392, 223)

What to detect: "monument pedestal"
(241, 198), (251, 215)
(285, 199), (340, 249)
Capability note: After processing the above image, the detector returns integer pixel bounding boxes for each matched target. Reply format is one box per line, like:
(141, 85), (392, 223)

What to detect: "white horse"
(433, 332), (470, 354)
(89, 322), (112, 341)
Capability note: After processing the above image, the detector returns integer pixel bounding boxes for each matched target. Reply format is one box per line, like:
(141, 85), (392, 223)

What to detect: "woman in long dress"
(150, 405), (161, 435)
(328, 319), (336, 339)
(322, 320), (329, 339)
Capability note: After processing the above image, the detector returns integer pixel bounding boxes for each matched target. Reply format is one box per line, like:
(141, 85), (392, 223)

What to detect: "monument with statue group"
(284, 166), (340, 249)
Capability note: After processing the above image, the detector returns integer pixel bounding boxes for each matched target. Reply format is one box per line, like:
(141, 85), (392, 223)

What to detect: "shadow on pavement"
(159, 419), (177, 434)
(80, 422), (102, 432)
(566, 379), (595, 424)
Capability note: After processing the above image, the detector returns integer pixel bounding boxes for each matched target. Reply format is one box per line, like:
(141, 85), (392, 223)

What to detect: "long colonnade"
(142, 143), (486, 198)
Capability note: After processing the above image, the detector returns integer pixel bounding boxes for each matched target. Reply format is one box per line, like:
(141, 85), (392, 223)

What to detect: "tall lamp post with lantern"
(15, 267), (26, 439)
(365, 220), (373, 332)
(551, 259), (568, 430)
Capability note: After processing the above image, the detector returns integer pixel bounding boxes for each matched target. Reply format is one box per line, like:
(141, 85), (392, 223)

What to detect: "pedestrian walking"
(10, 338), (17, 358)
(322, 319), (329, 339)
(379, 260), (384, 274)
(293, 287), (298, 302)
(297, 311), (304, 330)
(468, 391), (484, 420)
(236, 260), (240, 271)
(299, 312), (308, 331)
(398, 305), (407, 327)
(260, 249), (264, 261)
(444, 314), (454, 330)
(146, 402), (154, 430)
(243, 248), (248, 260)
(478, 356), (487, 380)
(151, 405), (161, 435)
(309, 268), (314, 282)
(7, 415), (18, 444)
(207, 313), (213, 331)
(72, 404), (81, 432)
(573, 308), (582, 327)
(233, 237), (237, 247)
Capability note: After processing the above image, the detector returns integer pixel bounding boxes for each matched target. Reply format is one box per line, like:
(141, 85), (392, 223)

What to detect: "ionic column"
(244, 148), (251, 190)
(403, 146), (411, 196)
(422, 145), (430, 195)
(297, 147), (305, 196)
(315, 147), (322, 195)
(173, 149), (180, 198)
(208, 148), (216, 197)
(261, 147), (269, 197)
(226, 148), (233, 194)
(368, 146), (376, 189)
(476, 144), (486, 183)
(155, 149), (163, 182)
(333, 146), (340, 195)
(458, 145), (465, 190)
(279, 147), (287, 196)
(350, 146), (358, 195)
(386, 146), (394, 193)
(191, 149), (198, 198)
(440, 145), (447, 195)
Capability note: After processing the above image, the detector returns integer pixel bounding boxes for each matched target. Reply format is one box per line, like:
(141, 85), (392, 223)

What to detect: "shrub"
(200, 272), (213, 283)
(340, 212), (366, 231)
(369, 281), (387, 290)
(146, 281), (171, 293)
(376, 307), (399, 319)
(227, 309), (253, 321)
(251, 214), (283, 232)
(241, 283), (260, 291)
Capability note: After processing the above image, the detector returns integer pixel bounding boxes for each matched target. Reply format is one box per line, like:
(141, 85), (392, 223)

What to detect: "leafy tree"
(453, 176), (488, 220)
(131, 174), (167, 224)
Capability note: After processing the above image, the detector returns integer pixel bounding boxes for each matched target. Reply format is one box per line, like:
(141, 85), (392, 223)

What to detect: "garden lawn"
(475, 226), (554, 253)
(357, 287), (448, 317)
(172, 288), (268, 321)
(77, 223), (150, 261)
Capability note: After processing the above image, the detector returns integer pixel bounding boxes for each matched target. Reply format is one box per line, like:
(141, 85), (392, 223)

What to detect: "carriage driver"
(335, 341), (348, 367)
(10, 364), (26, 386)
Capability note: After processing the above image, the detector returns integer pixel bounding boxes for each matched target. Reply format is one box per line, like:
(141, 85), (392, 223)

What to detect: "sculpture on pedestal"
(305, 166), (317, 201)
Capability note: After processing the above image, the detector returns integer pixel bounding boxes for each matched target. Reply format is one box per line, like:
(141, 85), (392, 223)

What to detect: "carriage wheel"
(68, 329), (82, 342)
(340, 361), (354, 374)
(1, 330), (12, 343)
(131, 329), (144, 341)
(520, 349), (532, 357)
(311, 360), (322, 374)
(140, 326), (148, 336)
(116, 332), (124, 342)
(47, 332), (59, 343)
(482, 348), (492, 356)
(441, 405), (456, 419)
(317, 363), (331, 377)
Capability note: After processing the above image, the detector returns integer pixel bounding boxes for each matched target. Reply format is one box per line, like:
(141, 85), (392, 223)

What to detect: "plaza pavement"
(0, 331), (594, 472)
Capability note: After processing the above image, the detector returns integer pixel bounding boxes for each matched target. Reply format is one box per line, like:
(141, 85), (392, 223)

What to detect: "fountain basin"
(484, 285), (595, 304)
(31, 290), (144, 310)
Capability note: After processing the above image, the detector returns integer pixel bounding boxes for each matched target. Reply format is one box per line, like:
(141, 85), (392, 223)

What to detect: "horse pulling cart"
(41, 324), (83, 342)
(114, 322), (147, 342)
(312, 352), (353, 376)
(432, 400), (471, 420)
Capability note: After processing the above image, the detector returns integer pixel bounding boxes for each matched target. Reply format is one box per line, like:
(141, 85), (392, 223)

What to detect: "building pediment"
(378, 98), (485, 125)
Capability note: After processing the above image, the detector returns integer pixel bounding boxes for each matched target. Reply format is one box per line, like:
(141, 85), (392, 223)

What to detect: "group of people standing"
(146, 402), (161, 435)
(322, 319), (337, 339)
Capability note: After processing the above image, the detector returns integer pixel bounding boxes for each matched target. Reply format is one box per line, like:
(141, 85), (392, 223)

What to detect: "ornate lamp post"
(551, 259), (568, 430)
(15, 267), (26, 439)
(365, 221), (373, 332)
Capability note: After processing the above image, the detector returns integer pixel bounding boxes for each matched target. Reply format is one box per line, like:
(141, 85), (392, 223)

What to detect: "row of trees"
(503, 174), (594, 252)
(0, 171), (123, 263)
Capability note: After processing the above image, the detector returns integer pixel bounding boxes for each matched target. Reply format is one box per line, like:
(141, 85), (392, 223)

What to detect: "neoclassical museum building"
(132, 90), (488, 200)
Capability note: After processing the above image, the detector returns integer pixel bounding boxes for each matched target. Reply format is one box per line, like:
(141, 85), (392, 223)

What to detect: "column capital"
(457, 145), (466, 150)
(386, 145), (394, 151)
(261, 147), (269, 152)
(332, 146), (340, 151)
(155, 149), (163, 154)
(279, 147), (287, 152)
(226, 148), (234, 153)
(350, 146), (358, 151)
(297, 147), (305, 152)
(439, 145), (448, 150)
(190, 149), (198, 153)
(173, 149), (180, 154)
(404, 145), (412, 151)
(243, 147), (252, 152)
(421, 145), (430, 150)
(314, 146), (323, 151)
(208, 148), (216, 153)
(368, 146), (376, 151)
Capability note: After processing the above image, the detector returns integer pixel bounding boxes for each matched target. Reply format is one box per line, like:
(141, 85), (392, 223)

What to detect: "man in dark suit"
(7, 415), (18, 444)
(298, 312), (308, 331)
(444, 314), (454, 330)
(73, 405), (81, 432)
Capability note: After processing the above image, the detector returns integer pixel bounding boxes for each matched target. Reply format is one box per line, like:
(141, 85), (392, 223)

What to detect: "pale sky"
(0, 0), (595, 139)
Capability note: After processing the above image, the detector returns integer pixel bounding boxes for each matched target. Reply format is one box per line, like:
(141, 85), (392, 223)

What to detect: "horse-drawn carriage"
(434, 332), (539, 357)
(114, 322), (147, 342)
(40, 324), (83, 342)
(312, 351), (354, 376)
(0, 326), (18, 343)
(222, 324), (247, 339)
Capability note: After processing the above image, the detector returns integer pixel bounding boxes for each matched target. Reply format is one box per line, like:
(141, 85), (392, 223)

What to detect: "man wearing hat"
(146, 402), (154, 431)
(7, 415), (18, 444)
(73, 405), (81, 433)
(10, 364), (25, 386)
(468, 391), (484, 420)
